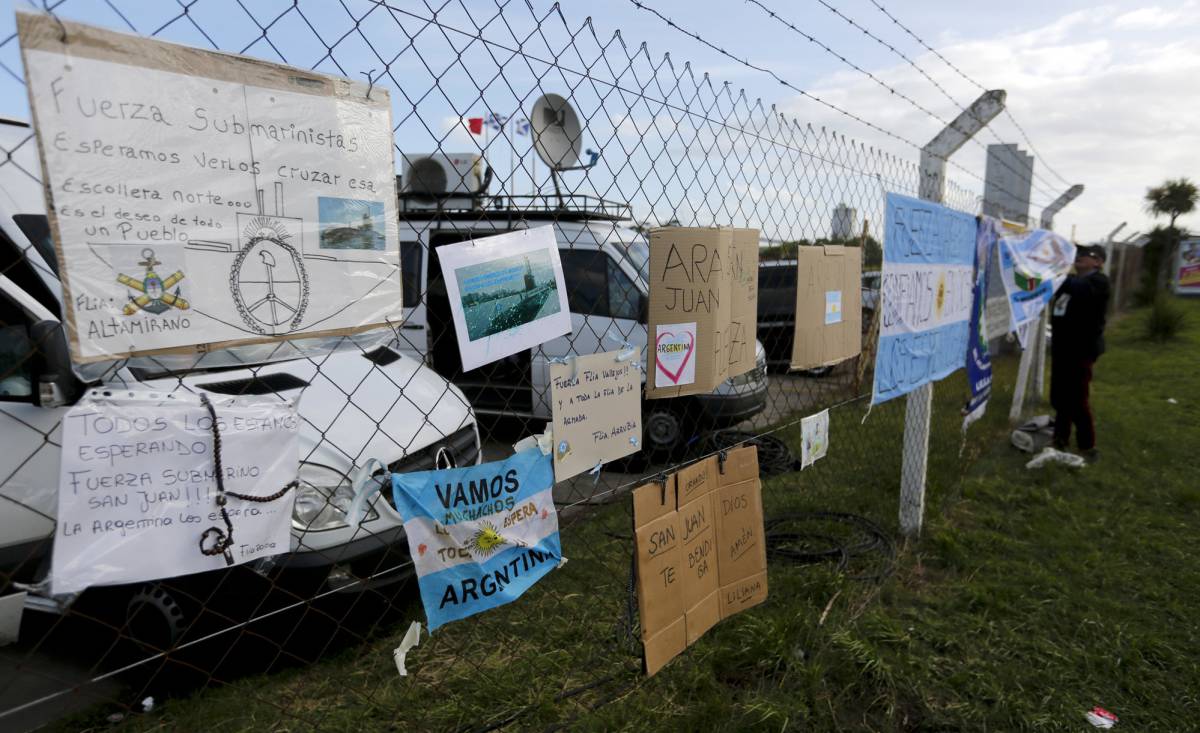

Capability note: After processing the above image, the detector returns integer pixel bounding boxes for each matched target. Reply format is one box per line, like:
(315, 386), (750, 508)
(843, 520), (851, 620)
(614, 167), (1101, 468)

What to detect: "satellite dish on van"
(530, 93), (582, 170)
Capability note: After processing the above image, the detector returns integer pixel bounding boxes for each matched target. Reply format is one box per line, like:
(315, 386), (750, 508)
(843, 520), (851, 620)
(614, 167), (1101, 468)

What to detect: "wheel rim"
(646, 411), (681, 449)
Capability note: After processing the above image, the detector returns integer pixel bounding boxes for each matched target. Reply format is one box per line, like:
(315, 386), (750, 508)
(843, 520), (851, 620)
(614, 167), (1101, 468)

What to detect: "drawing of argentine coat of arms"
(116, 248), (189, 315)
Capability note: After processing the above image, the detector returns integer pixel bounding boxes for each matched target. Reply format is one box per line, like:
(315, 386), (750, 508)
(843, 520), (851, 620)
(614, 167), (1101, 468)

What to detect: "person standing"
(1050, 245), (1111, 461)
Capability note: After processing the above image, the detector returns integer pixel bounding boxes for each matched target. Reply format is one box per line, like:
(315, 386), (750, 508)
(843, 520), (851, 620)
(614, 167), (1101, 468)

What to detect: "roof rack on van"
(398, 193), (632, 223)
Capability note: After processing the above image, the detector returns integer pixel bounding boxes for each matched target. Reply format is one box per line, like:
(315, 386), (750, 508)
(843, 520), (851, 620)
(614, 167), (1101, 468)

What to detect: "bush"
(1134, 228), (1171, 306)
(1143, 292), (1187, 341)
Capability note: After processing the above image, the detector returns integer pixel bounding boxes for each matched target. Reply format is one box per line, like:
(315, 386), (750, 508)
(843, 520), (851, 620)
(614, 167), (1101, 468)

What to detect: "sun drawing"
(935, 274), (946, 317)
(468, 521), (507, 557)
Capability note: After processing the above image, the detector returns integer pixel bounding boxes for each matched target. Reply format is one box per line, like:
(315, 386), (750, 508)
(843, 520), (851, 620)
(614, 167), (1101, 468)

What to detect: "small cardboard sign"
(549, 350), (642, 481)
(633, 446), (767, 676)
(790, 245), (862, 371)
(646, 227), (758, 398)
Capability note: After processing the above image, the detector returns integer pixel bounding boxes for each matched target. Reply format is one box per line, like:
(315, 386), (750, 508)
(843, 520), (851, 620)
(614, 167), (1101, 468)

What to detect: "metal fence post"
(901, 90), (1006, 537)
(1038, 185), (1085, 230)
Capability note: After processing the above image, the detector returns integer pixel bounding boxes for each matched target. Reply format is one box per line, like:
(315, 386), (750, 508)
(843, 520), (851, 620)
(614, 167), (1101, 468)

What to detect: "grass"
(68, 298), (1200, 732)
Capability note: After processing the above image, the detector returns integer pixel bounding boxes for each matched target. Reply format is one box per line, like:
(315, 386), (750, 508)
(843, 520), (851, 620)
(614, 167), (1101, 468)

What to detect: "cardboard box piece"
(646, 227), (759, 398)
(790, 245), (863, 371)
(632, 446), (768, 676)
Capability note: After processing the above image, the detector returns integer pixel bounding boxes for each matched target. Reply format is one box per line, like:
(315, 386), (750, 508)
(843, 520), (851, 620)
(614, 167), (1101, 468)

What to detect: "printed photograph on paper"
(318, 197), (387, 251)
(454, 249), (562, 341)
(437, 226), (571, 371)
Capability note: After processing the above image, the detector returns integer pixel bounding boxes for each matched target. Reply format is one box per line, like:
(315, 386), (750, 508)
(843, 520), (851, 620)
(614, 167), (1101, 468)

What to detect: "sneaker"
(1083, 448), (1099, 464)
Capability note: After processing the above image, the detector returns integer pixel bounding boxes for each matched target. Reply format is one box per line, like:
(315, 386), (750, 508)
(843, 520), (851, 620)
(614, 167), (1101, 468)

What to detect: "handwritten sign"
(871, 193), (976, 405)
(633, 446), (767, 676)
(550, 351), (641, 481)
(17, 12), (402, 363)
(646, 227), (758, 398)
(391, 449), (561, 631)
(800, 408), (830, 468)
(52, 391), (298, 595)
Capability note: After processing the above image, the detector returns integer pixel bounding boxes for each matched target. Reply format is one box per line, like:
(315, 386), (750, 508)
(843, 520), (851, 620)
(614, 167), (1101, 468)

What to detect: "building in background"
(831, 203), (857, 240)
(982, 144), (1034, 225)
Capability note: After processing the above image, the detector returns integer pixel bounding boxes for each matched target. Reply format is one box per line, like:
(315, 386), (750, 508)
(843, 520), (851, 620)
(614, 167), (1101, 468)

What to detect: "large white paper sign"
(52, 391), (299, 594)
(18, 13), (402, 363)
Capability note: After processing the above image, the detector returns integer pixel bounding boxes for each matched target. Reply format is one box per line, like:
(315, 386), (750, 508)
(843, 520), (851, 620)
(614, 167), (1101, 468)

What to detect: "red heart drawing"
(655, 329), (695, 384)
(540, 508), (548, 520)
(417, 543), (427, 556)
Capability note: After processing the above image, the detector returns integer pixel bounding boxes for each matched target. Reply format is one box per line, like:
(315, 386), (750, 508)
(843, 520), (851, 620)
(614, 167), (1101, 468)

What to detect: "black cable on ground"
(764, 511), (896, 583)
(707, 430), (798, 477)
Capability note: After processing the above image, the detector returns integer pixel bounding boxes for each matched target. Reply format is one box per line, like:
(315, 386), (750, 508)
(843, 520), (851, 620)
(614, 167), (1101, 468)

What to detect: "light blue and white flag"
(391, 448), (561, 631)
(872, 192), (977, 405)
(997, 229), (1076, 348)
(485, 112), (509, 132)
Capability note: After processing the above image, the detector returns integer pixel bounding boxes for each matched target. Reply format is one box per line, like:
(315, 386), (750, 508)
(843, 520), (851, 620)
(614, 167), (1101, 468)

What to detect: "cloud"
(775, 4), (1200, 241)
(1114, 4), (1197, 29)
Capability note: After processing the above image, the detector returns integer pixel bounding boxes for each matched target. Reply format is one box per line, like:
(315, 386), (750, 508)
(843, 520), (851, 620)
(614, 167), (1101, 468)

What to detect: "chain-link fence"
(0, 1), (1048, 729)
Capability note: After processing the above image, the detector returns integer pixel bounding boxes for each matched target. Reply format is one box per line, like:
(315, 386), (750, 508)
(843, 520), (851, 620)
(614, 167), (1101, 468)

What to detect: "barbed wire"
(628, 0), (1057, 212)
(798, 0), (1058, 209)
(865, 0), (1076, 190)
(741, 0), (1059, 208)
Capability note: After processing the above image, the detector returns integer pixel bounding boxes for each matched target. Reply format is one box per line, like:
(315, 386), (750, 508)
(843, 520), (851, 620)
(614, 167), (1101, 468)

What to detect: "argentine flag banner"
(391, 448), (562, 631)
(872, 192), (977, 405)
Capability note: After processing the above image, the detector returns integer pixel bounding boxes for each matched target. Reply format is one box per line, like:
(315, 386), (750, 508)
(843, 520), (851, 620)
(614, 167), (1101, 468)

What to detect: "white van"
(393, 192), (769, 454)
(0, 119), (480, 646)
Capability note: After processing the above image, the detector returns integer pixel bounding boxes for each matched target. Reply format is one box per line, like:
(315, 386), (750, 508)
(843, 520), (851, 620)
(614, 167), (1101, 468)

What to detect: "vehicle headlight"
(292, 462), (380, 532)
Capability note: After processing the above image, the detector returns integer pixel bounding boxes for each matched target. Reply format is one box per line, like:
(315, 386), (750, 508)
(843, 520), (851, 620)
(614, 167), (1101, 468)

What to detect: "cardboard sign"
(549, 350), (642, 481)
(646, 227), (758, 398)
(872, 193), (975, 405)
(437, 227), (571, 371)
(17, 12), (402, 364)
(790, 245), (863, 370)
(727, 228), (760, 377)
(53, 390), (298, 595)
(633, 446), (767, 676)
(391, 449), (562, 631)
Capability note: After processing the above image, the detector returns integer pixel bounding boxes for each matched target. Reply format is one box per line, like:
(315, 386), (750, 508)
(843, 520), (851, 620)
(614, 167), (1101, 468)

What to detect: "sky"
(0, 0), (1196, 243)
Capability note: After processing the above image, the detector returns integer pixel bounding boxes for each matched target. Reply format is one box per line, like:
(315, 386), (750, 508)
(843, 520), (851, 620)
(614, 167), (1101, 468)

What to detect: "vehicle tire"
(125, 583), (190, 654)
(644, 408), (682, 457)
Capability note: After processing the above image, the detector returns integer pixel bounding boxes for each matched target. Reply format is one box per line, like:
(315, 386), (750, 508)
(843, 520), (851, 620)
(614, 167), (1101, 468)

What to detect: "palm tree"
(1144, 178), (1198, 289)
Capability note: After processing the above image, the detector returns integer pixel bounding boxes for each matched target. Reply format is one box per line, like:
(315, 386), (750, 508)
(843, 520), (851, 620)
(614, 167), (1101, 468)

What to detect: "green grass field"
(85, 299), (1199, 732)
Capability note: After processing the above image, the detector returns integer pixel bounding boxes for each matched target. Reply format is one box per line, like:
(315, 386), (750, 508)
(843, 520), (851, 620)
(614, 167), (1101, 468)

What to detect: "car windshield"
(616, 236), (650, 284)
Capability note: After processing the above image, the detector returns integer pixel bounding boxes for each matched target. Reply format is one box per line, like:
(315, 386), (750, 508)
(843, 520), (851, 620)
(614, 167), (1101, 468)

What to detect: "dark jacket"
(1050, 271), (1110, 362)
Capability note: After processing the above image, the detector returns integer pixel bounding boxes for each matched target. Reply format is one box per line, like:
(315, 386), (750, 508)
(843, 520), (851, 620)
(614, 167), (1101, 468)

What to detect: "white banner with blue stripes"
(872, 192), (977, 405)
(391, 448), (562, 631)
(997, 229), (1076, 347)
